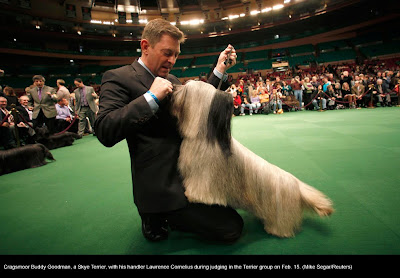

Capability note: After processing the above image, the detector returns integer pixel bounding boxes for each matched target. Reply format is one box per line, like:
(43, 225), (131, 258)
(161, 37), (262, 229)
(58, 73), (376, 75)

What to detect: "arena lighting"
(261, 7), (272, 13)
(284, 0), (291, 3)
(179, 19), (204, 25)
(273, 4), (284, 10)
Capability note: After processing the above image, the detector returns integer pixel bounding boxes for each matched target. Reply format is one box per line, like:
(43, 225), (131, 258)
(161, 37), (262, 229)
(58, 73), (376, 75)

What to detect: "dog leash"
(217, 47), (233, 91)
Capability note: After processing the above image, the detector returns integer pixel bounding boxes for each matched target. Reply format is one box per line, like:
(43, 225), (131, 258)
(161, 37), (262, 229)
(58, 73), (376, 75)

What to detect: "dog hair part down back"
(170, 81), (334, 238)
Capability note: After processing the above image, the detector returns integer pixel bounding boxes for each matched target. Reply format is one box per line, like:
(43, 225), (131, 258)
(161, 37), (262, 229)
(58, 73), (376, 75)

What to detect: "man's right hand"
(149, 77), (173, 101)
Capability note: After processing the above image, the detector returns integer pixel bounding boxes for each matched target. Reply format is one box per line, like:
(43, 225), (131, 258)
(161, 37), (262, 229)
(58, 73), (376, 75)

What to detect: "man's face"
(0, 98), (7, 109)
(142, 34), (180, 78)
(74, 81), (83, 88)
(34, 79), (44, 88)
(20, 97), (29, 106)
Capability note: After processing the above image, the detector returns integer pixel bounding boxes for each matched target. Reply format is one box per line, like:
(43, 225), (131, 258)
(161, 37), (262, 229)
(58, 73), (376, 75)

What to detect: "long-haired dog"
(170, 81), (334, 238)
(0, 143), (55, 175)
(35, 127), (81, 150)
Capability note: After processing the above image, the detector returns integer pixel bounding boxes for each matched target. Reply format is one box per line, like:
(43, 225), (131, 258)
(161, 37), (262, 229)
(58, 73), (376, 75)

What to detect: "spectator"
(351, 81), (365, 108)
(250, 89), (261, 114)
(55, 98), (78, 133)
(16, 95), (36, 144)
(0, 96), (16, 149)
(341, 82), (355, 108)
(291, 76), (303, 111)
(281, 80), (292, 96)
(326, 85), (336, 110)
(73, 78), (98, 136)
(375, 78), (391, 107)
(240, 94), (253, 116)
(312, 85), (327, 110)
(3, 86), (19, 110)
(270, 88), (284, 114)
(27, 75), (58, 133)
(56, 79), (71, 104)
(333, 83), (344, 108)
(302, 77), (315, 110)
(340, 71), (353, 89)
(232, 89), (241, 117)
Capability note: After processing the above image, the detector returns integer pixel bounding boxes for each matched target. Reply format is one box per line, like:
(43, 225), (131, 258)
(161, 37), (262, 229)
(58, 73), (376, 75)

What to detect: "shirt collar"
(138, 58), (156, 79)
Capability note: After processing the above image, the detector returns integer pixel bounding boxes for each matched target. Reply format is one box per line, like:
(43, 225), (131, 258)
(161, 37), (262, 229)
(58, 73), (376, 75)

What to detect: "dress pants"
(141, 203), (244, 243)
(33, 109), (56, 134)
(77, 106), (95, 135)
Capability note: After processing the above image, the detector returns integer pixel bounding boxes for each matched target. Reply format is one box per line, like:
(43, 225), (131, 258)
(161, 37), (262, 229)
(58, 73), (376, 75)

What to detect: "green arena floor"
(1, 107), (400, 255)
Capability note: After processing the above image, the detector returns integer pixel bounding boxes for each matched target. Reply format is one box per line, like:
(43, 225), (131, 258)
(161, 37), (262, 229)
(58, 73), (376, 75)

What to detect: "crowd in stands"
(0, 74), (98, 150)
(1, 58), (400, 150)
(226, 60), (400, 116)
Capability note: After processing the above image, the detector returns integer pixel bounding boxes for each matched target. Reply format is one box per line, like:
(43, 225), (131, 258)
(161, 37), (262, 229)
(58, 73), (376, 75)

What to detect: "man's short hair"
(141, 18), (185, 46)
(57, 79), (66, 86)
(74, 78), (83, 83)
(32, 75), (45, 82)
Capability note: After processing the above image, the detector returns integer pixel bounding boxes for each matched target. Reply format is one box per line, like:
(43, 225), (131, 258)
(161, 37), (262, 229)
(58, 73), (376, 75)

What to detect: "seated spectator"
(16, 95), (36, 144)
(375, 79), (391, 107)
(342, 82), (355, 108)
(3, 86), (19, 110)
(0, 96), (16, 149)
(240, 94), (253, 116)
(232, 89), (241, 117)
(250, 90), (261, 114)
(281, 80), (292, 96)
(333, 83), (344, 108)
(326, 85), (336, 110)
(312, 85), (327, 110)
(55, 98), (78, 133)
(270, 88), (284, 114)
(351, 81), (365, 108)
(393, 79), (400, 106)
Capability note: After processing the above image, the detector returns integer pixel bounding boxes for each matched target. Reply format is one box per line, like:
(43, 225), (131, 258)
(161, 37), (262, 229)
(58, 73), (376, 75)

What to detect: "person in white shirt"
(55, 98), (78, 133)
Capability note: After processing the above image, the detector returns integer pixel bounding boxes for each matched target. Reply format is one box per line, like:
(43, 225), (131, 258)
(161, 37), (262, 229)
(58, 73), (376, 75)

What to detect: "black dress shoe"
(141, 214), (169, 242)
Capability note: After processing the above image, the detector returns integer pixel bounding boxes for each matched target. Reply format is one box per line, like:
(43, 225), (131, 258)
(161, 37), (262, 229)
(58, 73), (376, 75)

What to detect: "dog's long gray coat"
(171, 81), (333, 237)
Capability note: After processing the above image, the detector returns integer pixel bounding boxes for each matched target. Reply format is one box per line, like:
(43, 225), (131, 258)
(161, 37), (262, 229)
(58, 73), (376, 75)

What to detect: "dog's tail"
(38, 143), (55, 161)
(299, 182), (334, 217)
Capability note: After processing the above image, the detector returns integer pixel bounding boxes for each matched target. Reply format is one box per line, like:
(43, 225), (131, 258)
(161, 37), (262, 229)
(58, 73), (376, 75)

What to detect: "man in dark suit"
(28, 75), (57, 133)
(95, 19), (243, 243)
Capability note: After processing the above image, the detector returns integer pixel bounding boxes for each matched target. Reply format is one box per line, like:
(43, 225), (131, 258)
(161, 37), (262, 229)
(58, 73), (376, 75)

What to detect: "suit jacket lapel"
(131, 60), (154, 90)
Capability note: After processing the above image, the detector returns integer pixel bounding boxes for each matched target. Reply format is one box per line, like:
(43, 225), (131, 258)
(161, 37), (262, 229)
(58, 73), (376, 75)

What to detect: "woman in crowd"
(341, 82), (355, 108)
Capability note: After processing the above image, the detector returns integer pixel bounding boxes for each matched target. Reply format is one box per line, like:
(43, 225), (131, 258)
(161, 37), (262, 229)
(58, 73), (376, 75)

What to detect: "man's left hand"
(215, 44), (237, 73)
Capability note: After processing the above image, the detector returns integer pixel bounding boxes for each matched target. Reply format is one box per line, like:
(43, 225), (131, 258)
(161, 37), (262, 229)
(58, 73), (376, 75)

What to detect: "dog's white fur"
(170, 81), (334, 238)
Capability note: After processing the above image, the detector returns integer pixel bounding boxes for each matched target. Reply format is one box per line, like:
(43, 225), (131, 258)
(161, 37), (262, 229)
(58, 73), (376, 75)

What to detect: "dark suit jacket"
(95, 60), (229, 213)
(16, 106), (31, 124)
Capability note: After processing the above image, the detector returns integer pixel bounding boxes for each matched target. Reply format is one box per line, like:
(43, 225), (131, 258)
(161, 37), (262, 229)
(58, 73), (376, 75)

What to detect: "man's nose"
(168, 55), (176, 65)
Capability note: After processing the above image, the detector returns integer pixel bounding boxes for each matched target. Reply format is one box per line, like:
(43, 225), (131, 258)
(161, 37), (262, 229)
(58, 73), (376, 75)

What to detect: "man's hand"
(215, 44), (237, 74)
(149, 77), (173, 101)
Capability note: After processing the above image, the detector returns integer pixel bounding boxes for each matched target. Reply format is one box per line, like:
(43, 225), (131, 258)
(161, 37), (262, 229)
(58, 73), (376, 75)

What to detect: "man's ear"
(140, 39), (150, 54)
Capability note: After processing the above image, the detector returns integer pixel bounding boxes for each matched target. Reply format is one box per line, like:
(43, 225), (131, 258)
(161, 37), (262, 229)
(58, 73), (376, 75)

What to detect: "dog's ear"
(207, 90), (234, 157)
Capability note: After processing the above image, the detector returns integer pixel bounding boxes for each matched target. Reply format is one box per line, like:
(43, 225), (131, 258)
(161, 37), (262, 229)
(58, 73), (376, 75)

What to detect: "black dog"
(0, 143), (55, 175)
(35, 127), (82, 150)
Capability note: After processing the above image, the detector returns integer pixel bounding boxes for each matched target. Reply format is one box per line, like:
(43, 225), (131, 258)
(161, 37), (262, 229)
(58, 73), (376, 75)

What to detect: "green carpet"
(1, 108), (399, 255)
